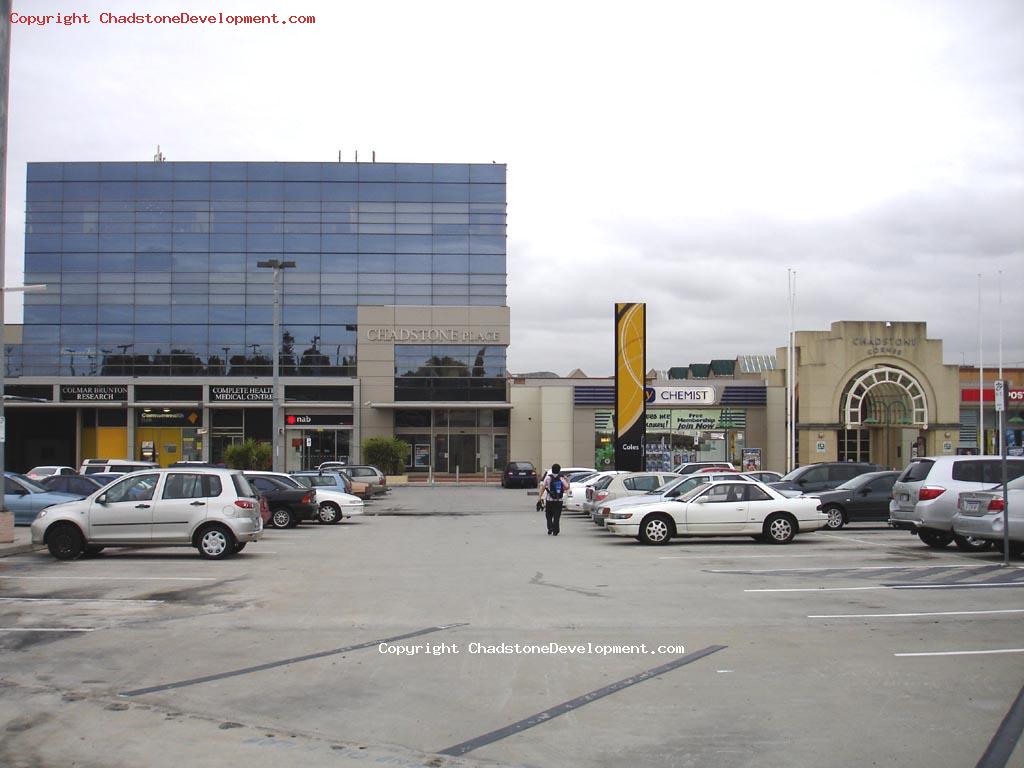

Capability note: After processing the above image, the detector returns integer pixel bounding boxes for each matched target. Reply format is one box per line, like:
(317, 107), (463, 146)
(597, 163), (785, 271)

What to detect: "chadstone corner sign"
(365, 327), (501, 343)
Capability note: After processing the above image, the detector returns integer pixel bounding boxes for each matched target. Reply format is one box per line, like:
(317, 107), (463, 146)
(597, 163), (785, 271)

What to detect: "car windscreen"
(833, 475), (870, 491)
(678, 484), (710, 502)
(13, 474), (48, 493)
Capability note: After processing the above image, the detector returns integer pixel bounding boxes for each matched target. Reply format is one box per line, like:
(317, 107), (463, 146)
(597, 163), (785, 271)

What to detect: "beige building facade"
(770, 321), (961, 469)
(358, 305), (511, 474)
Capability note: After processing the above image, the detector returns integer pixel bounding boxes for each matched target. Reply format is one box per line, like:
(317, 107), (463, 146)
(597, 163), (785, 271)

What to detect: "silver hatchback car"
(31, 468), (263, 560)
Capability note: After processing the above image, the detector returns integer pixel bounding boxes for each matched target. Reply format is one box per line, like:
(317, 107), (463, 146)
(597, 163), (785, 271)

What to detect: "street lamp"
(257, 259), (295, 472)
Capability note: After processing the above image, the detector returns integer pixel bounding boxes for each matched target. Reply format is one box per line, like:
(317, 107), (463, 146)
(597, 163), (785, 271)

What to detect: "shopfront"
(284, 413), (354, 471)
(393, 407), (510, 474)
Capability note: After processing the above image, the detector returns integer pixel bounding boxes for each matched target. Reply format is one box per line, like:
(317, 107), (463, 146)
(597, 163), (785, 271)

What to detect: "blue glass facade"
(14, 161), (507, 378)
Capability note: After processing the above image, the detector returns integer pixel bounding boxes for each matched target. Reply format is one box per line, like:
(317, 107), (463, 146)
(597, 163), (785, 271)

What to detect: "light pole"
(257, 259), (295, 472)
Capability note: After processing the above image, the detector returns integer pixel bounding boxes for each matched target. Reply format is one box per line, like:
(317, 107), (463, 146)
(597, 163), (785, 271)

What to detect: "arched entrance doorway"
(841, 366), (929, 468)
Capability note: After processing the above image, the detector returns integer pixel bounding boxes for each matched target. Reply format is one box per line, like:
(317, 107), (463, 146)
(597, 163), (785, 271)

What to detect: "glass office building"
(7, 161), (510, 472)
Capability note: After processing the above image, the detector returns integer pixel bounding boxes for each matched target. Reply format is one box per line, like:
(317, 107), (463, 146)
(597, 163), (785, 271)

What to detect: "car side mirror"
(96, 494), (107, 504)
(860, 488), (871, 496)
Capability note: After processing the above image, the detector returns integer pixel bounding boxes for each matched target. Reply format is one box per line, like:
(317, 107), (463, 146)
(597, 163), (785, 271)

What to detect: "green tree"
(222, 439), (272, 470)
(362, 437), (410, 475)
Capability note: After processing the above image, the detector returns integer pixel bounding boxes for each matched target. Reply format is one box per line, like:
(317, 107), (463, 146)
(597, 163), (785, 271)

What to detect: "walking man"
(542, 463), (568, 536)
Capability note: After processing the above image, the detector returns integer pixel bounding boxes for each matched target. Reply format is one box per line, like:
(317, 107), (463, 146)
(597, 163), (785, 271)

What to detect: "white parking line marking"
(0, 575), (216, 582)
(815, 533), (900, 547)
(809, 609), (1024, 619)
(746, 583), (1024, 593)
(712, 564), (1011, 574)
(0, 627), (96, 633)
(895, 649), (1024, 657)
(660, 554), (870, 560)
(0, 597), (165, 605)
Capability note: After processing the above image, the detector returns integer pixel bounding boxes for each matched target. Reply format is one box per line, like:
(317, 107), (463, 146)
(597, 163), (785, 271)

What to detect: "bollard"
(456, 465), (460, 485)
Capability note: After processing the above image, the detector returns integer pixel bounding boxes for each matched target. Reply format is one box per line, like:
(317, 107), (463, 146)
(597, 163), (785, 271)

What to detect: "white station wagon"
(605, 479), (826, 545)
(31, 468), (263, 560)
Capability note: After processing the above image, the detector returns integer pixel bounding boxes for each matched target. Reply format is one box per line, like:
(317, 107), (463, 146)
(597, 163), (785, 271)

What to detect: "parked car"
(770, 462), (884, 496)
(292, 471), (372, 503)
(502, 461), (538, 488)
(540, 466), (595, 485)
(585, 472), (680, 525)
(954, 475), (1024, 556)
(673, 461), (735, 475)
(80, 458), (160, 475)
(814, 471), (900, 530)
(243, 474), (318, 529)
(343, 465), (388, 496)
(30, 467), (263, 560)
(4, 473), (84, 525)
(890, 456), (1024, 550)
(744, 471), (783, 484)
(594, 471), (753, 525)
(605, 479), (827, 545)
(564, 471), (626, 513)
(26, 465), (78, 481)
(40, 474), (109, 497)
(318, 461), (348, 471)
(248, 471), (364, 524)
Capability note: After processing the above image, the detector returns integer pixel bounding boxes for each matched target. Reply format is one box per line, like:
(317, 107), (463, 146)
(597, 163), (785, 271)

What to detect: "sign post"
(995, 380), (1009, 566)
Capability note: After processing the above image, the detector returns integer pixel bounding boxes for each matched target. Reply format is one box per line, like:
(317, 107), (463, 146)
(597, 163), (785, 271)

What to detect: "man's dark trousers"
(545, 499), (563, 535)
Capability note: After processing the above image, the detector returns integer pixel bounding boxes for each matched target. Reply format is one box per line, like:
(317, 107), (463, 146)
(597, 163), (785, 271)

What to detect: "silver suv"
(889, 456), (1024, 550)
(31, 468), (263, 560)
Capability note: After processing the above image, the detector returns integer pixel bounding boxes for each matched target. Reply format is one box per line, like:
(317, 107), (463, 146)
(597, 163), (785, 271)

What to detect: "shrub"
(362, 437), (410, 475)
(222, 439), (273, 470)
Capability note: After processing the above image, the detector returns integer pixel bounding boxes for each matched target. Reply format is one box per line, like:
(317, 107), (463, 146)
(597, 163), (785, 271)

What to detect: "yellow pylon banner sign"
(614, 302), (646, 471)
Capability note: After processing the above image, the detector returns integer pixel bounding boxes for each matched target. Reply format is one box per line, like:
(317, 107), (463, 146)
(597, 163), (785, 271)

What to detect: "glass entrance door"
(449, 434), (477, 474)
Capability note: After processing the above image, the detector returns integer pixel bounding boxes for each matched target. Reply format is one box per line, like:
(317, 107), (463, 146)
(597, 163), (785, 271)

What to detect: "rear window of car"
(899, 460), (934, 483)
(593, 476), (614, 490)
(828, 465), (863, 482)
(231, 474), (255, 498)
(509, 463), (534, 471)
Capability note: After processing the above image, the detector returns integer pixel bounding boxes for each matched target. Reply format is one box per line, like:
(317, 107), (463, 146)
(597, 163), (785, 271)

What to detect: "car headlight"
(608, 513), (634, 520)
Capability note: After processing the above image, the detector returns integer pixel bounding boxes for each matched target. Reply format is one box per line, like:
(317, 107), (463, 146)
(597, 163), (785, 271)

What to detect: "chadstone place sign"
(365, 327), (501, 343)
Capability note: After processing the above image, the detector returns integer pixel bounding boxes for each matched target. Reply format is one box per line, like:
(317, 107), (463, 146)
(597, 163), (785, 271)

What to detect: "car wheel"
(83, 545), (105, 557)
(196, 524), (234, 560)
(233, 542), (247, 554)
(638, 513), (673, 545)
(918, 530), (953, 549)
(318, 502), (341, 525)
(46, 523), (84, 561)
(823, 505), (845, 531)
(953, 534), (993, 552)
(270, 507), (294, 529)
(764, 513), (797, 544)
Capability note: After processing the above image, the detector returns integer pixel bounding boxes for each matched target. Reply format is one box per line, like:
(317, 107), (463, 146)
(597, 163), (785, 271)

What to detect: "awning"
(367, 401), (513, 410)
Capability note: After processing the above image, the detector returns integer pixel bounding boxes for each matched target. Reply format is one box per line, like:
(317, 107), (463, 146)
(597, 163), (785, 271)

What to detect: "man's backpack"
(548, 475), (565, 500)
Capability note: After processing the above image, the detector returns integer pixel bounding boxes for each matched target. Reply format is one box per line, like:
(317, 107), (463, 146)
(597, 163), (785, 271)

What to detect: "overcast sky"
(5, 0), (1022, 377)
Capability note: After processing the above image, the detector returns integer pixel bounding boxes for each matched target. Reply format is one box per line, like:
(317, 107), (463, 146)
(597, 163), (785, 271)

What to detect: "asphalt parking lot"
(1, 486), (1023, 768)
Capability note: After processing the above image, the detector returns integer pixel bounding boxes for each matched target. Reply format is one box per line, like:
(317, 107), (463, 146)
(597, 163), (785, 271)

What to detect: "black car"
(770, 462), (884, 496)
(502, 461), (537, 488)
(814, 471), (900, 530)
(39, 474), (107, 496)
(243, 473), (318, 529)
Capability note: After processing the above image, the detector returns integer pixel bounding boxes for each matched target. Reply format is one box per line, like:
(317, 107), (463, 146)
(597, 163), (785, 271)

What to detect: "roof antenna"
(372, 150), (376, 163)
(153, 145), (166, 162)
(337, 150), (342, 162)
(355, 150), (358, 162)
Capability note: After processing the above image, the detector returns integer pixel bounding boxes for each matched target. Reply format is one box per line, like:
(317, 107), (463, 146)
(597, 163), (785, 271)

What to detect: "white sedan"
(563, 471), (627, 513)
(605, 480), (826, 545)
(246, 471), (364, 524)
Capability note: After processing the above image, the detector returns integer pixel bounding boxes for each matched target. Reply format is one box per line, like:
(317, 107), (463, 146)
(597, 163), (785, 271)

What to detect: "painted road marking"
(712, 564), (1006, 574)
(437, 645), (726, 756)
(746, 583), (1024, 593)
(977, 682), (1024, 768)
(0, 627), (96, 632)
(809, 609), (1024, 619)
(0, 597), (165, 605)
(0, 575), (217, 582)
(895, 649), (1024, 657)
(120, 623), (469, 697)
